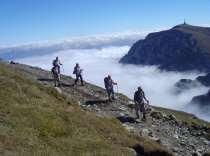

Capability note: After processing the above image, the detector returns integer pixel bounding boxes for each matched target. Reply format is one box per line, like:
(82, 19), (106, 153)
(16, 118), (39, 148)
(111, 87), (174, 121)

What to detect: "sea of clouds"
(0, 32), (209, 121)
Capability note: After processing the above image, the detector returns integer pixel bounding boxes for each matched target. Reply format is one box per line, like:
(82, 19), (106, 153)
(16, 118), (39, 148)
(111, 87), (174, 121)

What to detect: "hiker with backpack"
(73, 63), (84, 86)
(51, 66), (61, 87)
(51, 57), (62, 87)
(52, 57), (63, 75)
(134, 86), (149, 121)
(104, 75), (117, 101)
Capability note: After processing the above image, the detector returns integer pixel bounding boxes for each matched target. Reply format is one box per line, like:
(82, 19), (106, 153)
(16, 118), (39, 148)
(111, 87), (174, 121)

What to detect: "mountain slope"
(1, 61), (210, 156)
(120, 24), (210, 72)
(0, 62), (173, 156)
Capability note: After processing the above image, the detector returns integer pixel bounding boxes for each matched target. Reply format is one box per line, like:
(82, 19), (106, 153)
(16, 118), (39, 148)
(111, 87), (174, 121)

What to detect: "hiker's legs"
(52, 73), (57, 87)
(106, 89), (111, 101)
(54, 78), (57, 87)
(110, 88), (115, 100)
(135, 103), (140, 118)
(140, 103), (146, 120)
(79, 75), (84, 85)
(74, 75), (79, 85)
(58, 73), (61, 82)
(57, 74), (61, 87)
(58, 73), (61, 83)
(54, 74), (60, 87)
(58, 66), (61, 74)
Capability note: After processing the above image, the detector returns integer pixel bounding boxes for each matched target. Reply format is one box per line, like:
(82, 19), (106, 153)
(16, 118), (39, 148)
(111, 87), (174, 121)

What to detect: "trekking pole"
(116, 84), (119, 93)
(61, 65), (64, 73)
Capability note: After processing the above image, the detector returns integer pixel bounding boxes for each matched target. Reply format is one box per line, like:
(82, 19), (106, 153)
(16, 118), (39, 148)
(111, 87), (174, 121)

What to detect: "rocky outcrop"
(174, 73), (210, 94)
(120, 24), (210, 72)
(196, 73), (210, 87)
(191, 90), (210, 108)
(174, 78), (201, 94)
(173, 73), (210, 109)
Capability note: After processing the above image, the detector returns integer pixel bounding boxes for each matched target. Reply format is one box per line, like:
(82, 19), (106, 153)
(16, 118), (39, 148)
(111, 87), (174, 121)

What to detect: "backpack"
(104, 77), (109, 88)
(53, 60), (57, 66)
(51, 66), (55, 74)
(104, 77), (113, 89)
(51, 66), (58, 74)
(73, 67), (77, 74)
(134, 90), (144, 103)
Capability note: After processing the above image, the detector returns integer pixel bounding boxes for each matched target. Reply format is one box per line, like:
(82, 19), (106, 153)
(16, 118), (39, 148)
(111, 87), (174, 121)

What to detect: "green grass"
(0, 62), (171, 156)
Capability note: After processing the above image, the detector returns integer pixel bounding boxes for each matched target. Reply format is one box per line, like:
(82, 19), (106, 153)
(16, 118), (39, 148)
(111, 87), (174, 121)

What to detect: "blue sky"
(0, 0), (210, 45)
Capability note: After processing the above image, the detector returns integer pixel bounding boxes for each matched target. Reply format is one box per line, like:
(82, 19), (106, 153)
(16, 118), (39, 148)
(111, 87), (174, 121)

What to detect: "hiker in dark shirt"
(134, 86), (149, 120)
(104, 75), (117, 101)
(52, 57), (62, 75)
(73, 63), (84, 86)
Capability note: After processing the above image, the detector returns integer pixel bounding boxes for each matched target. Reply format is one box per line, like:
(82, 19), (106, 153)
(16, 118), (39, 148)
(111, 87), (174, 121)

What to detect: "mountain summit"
(120, 24), (210, 72)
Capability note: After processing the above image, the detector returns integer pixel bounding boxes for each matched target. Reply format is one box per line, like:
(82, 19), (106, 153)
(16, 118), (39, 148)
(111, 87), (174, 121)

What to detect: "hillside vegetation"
(174, 24), (210, 53)
(0, 62), (171, 156)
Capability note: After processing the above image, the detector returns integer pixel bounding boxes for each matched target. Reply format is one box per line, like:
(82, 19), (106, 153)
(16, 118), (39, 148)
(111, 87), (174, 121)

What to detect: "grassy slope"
(0, 62), (171, 156)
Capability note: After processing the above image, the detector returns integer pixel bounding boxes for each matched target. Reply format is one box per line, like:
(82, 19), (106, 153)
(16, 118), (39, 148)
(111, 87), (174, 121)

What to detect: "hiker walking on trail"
(51, 66), (61, 87)
(134, 86), (149, 121)
(73, 63), (84, 86)
(52, 57), (62, 87)
(52, 57), (62, 75)
(104, 75), (117, 101)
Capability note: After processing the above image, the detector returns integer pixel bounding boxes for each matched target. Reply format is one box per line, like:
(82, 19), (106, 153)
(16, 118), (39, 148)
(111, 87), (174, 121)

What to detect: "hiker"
(134, 86), (149, 121)
(52, 57), (62, 75)
(51, 66), (61, 87)
(104, 75), (117, 101)
(73, 63), (84, 86)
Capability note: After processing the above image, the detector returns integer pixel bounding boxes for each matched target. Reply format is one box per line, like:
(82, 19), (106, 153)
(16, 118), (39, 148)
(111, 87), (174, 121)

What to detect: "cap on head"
(108, 75), (111, 79)
(56, 56), (58, 60)
(76, 63), (79, 66)
(138, 86), (142, 90)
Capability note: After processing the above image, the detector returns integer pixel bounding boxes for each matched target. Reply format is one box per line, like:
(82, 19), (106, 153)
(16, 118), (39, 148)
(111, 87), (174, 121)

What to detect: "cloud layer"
(16, 46), (210, 121)
(0, 31), (147, 60)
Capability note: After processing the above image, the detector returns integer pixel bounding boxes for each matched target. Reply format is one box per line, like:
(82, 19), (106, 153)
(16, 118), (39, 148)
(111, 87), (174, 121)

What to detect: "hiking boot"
(108, 98), (113, 102)
(112, 97), (116, 100)
(142, 118), (146, 122)
(135, 115), (140, 119)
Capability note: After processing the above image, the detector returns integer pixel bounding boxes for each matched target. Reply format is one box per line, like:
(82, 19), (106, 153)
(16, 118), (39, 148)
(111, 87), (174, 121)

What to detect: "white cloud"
(0, 31), (149, 60)
(16, 46), (210, 122)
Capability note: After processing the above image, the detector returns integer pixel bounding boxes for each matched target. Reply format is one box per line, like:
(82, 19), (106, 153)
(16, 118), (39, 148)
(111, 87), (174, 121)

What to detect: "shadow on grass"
(38, 78), (54, 82)
(38, 78), (75, 87)
(117, 116), (136, 123)
(85, 99), (109, 106)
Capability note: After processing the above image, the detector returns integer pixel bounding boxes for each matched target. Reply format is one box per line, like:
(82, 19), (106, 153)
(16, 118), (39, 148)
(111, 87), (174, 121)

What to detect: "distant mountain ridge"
(120, 24), (210, 72)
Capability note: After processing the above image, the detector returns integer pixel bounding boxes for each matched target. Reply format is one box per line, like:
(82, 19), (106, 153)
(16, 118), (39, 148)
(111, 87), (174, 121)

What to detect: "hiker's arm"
(112, 80), (117, 85)
(134, 93), (137, 104)
(58, 60), (62, 65)
(143, 92), (149, 103)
